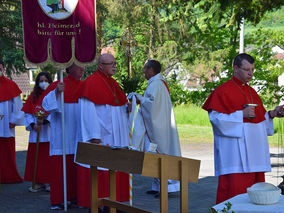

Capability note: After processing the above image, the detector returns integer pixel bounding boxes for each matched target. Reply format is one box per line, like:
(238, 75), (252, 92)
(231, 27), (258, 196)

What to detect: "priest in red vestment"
(0, 60), (25, 183)
(202, 53), (284, 204)
(42, 64), (84, 210)
(75, 53), (130, 208)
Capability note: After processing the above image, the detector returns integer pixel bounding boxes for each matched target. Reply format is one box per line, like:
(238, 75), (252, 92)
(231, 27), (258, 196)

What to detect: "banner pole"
(129, 132), (133, 206)
(60, 69), (68, 211)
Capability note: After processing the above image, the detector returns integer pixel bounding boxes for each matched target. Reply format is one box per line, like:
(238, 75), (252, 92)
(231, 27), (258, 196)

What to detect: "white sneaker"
(28, 185), (45, 193)
(50, 205), (62, 210)
(45, 184), (50, 192)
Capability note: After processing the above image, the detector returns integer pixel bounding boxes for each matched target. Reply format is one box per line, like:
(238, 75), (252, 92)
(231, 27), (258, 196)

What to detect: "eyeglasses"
(238, 66), (254, 73)
(101, 62), (117, 66)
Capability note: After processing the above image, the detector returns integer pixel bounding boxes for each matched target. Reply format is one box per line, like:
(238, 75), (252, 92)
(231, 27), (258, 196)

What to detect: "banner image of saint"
(38, 0), (78, 20)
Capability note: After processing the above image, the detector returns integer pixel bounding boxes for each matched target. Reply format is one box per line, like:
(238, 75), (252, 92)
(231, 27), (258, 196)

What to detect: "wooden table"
(76, 143), (201, 213)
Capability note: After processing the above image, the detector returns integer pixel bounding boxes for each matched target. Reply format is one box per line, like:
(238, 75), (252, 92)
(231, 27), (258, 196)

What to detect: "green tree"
(158, 1), (284, 106)
(0, 0), (25, 76)
(246, 29), (284, 106)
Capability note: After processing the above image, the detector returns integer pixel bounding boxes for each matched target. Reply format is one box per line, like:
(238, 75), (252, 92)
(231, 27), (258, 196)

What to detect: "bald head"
(98, 53), (115, 64)
(66, 63), (84, 80)
(98, 53), (117, 77)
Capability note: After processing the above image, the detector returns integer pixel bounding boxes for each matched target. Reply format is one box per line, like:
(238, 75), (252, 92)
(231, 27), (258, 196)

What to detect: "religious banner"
(22, 0), (96, 67)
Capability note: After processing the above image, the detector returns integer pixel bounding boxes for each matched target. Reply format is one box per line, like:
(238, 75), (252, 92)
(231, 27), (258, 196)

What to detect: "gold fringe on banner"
(23, 37), (98, 69)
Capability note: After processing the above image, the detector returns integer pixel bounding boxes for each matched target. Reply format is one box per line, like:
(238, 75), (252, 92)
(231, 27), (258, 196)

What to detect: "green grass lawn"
(177, 124), (213, 144)
(174, 104), (211, 126)
(246, 26), (284, 34)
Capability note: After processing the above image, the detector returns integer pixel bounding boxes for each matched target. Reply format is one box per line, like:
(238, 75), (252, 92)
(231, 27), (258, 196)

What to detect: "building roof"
(276, 53), (284, 60)
(11, 72), (32, 94)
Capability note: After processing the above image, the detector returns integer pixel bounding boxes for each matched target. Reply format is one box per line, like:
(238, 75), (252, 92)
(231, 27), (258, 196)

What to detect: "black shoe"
(101, 206), (109, 213)
(154, 193), (160, 198)
(155, 192), (175, 198)
(146, 190), (159, 194)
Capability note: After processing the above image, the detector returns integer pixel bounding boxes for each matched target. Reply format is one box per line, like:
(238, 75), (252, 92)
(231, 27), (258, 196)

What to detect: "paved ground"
(0, 127), (284, 213)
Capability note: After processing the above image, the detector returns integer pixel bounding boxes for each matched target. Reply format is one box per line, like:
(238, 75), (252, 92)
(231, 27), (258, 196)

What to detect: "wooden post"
(109, 170), (116, 213)
(91, 166), (98, 213)
(180, 160), (189, 213)
(160, 157), (168, 213)
(32, 131), (40, 189)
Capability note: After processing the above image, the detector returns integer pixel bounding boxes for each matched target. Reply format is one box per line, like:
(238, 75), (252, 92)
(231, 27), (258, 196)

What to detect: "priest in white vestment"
(132, 59), (181, 195)
(202, 53), (284, 204)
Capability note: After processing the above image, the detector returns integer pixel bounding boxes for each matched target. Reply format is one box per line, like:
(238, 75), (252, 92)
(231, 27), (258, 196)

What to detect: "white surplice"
(42, 90), (79, 155)
(209, 110), (273, 177)
(132, 73), (181, 192)
(78, 98), (130, 146)
(76, 98), (130, 168)
(0, 96), (25, 137)
(24, 113), (50, 143)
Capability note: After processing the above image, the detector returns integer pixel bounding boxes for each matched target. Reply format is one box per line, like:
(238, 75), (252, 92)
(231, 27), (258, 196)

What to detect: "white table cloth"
(212, 193), (284, 213)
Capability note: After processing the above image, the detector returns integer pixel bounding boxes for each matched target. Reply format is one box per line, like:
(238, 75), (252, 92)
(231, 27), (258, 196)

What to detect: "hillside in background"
(246, 6), (284, 33)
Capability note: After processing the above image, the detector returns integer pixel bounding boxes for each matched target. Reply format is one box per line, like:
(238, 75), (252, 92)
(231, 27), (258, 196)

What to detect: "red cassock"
(0, 76), (23, 183)
(75, 70), (129, 208)
(203, 76), (267, 204)
(21, 91), (52, 184)
(45, 76), (83, 205)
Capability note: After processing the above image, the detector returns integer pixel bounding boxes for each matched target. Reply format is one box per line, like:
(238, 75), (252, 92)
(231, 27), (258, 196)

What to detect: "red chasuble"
(77, 70), (127, 106)
(202, 77), (266, 124)
(46, 75), (82, 103)
(0, 76), (22, 101)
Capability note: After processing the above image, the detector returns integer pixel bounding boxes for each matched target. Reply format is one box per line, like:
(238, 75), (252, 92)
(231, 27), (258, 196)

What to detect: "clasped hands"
(33, 116), (46, 133)
(55, 82), (65, 97)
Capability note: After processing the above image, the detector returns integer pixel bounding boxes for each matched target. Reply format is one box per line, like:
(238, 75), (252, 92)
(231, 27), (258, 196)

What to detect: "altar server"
(75, 53), (130, 208)
(42, 64), (84, 209)
(22, 71), (52, 192)
(0, 60), (25, 183)
(202, 53), (284, 204)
